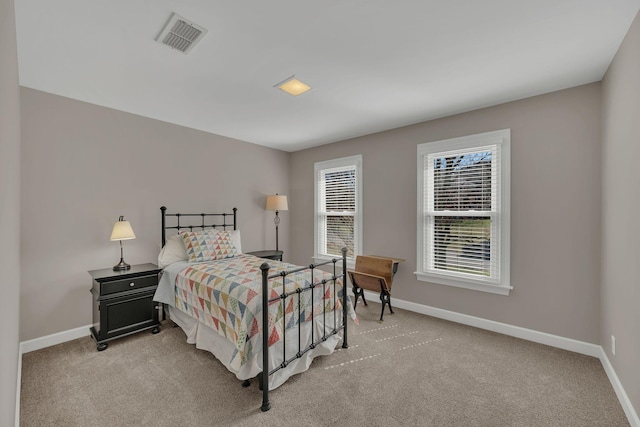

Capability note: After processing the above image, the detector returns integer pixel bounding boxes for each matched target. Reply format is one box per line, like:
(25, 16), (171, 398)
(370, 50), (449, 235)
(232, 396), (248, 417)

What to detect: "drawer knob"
(129, 282), (135, 287)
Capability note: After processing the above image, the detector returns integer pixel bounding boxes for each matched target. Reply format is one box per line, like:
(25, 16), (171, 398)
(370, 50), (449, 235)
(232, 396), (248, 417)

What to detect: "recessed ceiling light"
(275, 76), (312, 96)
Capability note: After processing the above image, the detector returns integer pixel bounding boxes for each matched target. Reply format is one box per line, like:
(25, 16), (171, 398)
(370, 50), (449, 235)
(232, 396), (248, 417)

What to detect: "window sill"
(415, 271), (511, 296)
(313, 255), (355, 270)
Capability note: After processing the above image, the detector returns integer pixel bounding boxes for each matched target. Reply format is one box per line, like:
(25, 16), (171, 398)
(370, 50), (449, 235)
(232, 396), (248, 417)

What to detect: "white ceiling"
(14, 0), (640, 152)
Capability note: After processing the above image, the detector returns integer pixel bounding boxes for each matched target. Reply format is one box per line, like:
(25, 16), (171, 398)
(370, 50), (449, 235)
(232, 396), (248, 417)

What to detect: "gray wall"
(0, 0), (20, 423)
(601, 12), (640, 415)
(291, 83), (602, 344)
(20, 88), (291, 341)
(13, 13), (640, 421)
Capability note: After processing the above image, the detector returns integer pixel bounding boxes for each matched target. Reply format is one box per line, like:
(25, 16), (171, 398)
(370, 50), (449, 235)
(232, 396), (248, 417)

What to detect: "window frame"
(416, 129), (511, 295)
(313, 155), (363, 268)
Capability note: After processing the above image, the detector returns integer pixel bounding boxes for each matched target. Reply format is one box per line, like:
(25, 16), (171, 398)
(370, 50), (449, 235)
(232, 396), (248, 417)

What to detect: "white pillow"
(229, 229), (242, 254)
(157, 229), (242, 268)
(158, 234), (188, 268)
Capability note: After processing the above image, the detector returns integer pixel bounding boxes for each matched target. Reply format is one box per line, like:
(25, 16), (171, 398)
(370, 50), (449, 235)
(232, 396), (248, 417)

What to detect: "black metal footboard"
(259, 247), (348, 412)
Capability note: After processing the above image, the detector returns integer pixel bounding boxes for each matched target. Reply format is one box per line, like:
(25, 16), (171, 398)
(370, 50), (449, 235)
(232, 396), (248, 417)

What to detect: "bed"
(153, 206), (353, 411)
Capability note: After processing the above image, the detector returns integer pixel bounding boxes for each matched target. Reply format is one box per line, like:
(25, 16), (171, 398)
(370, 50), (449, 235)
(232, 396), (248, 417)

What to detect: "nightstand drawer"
(101, 275), (158, 295)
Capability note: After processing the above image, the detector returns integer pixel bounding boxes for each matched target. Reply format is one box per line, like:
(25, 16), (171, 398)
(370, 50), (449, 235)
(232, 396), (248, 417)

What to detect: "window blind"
(318, 165), (357, 257)
(424, 144), (500, 281)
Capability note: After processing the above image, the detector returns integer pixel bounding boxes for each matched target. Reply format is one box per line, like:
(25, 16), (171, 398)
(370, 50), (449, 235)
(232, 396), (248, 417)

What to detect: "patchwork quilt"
(174, 254), (352, 371)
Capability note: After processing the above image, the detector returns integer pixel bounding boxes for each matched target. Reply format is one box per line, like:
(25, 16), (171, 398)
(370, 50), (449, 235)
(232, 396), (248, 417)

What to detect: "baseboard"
(16, 325), (91, 426)
(18, 301), (639, 426)
(363, 290), (601, 357)
(15, 343), (22, 427)
(363, 290), (638, 425)
(599, 348), (640, 427)
(20, 324), (92, 354)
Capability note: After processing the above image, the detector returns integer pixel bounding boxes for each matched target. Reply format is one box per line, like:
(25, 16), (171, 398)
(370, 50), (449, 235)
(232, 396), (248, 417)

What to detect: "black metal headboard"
(160, 206), (237, 247)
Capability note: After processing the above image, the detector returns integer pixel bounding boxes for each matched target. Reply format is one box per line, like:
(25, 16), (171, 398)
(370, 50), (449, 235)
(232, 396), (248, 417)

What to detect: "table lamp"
(110, 216), (136, 271)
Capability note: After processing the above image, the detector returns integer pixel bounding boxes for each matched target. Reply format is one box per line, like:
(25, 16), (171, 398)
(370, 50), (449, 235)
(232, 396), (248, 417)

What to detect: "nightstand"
(89, 263), (162, 351)
(247, 250), (283, 261)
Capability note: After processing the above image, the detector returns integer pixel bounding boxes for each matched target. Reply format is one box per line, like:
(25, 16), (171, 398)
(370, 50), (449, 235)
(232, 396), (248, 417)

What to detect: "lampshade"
(266, 194), (288, 212)
(110, 217), (136, 241)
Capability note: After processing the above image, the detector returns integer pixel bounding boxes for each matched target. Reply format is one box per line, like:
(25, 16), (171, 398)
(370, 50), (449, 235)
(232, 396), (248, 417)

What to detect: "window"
(416, 130), (511, 295)
(314, 155), (362, 265)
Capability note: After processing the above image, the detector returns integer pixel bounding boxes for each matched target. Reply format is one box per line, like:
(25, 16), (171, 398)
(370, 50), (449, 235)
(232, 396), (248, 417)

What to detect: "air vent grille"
(156, 13), (207, 54)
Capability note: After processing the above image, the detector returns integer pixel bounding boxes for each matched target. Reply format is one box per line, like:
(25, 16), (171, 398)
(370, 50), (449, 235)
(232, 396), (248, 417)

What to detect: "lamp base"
(113, 259), (131, 271)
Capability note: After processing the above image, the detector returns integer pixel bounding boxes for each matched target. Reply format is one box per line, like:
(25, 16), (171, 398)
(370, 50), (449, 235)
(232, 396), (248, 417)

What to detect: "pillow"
(229, 229), (242, 254)
(158, 234), (188, 268)
(181, 229), (238, 263)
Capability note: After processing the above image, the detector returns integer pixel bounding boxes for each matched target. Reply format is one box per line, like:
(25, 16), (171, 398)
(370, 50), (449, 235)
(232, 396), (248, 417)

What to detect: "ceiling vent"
(156, 13), (207, 54)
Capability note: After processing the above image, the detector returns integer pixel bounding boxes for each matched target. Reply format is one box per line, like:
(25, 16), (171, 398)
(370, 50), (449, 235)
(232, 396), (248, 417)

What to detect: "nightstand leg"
(97, 342), (108, 351)
(152, 326), (160, 334)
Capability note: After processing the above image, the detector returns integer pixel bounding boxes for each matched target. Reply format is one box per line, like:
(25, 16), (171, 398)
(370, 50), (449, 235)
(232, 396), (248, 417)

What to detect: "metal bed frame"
(161, 206), (237, 246)
(160, 206), (349, 412)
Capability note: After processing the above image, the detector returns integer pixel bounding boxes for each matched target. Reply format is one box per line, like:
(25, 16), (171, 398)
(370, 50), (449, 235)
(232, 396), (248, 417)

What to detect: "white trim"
(416, 129), (511, 294)
(414, 272), (512, 295)
(16, 324), (91, 426)
(312, 255), (355, 270)
(599, 348), (640, 427)
(15, 311), (639, 426)
(361, 290), (639, 425)
(314, 154), (363, 260)
(15, 344), (22, 427)
(20, 324), (92, 354)
(362, 290), (600, 355)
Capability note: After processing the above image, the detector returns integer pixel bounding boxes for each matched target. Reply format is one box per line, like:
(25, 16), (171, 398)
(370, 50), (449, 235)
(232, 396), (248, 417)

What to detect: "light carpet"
(20, 304), (628, 426)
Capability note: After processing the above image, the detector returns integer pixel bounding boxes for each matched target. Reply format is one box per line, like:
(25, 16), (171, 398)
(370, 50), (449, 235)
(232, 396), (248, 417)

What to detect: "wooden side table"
(89, 263), (162, 351)
(247, 250), (283, 261)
